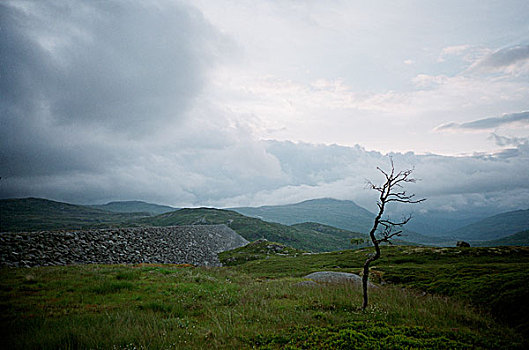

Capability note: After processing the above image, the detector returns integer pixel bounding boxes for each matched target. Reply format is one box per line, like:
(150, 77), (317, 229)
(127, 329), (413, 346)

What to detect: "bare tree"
(361, 158), (425, 310)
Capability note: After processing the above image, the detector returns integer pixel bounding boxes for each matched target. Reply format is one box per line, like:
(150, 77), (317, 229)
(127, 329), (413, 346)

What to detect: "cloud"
(438, 44), (472, 62)
(468, 45), (529, 75)
(435, 111), (529, 132)
(0, 1), (223, 181)
(216, 141), (529, 217)
(0, 1), (221, 135)
(1, 0), (529, 219)
(489, 133), (529, 147)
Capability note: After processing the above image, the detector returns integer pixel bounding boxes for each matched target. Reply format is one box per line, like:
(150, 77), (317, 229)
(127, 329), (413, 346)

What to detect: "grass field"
(1, 246), (528, 349)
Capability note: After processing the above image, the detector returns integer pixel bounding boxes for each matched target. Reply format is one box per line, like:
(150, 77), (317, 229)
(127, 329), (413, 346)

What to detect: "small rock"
(294, 280), (319, 287)
(304, 271), (376, 288)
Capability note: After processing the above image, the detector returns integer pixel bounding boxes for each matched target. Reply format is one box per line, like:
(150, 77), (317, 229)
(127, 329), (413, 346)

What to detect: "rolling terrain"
(0, 198), (147, 232)
(232, 198), (375, 233)
(1, 245), (527, 348)
(223, 244), (529, 339)
(233, 198), (448, 246)
(89, 200), (176, 215)
(138, 207), (367, 252)
(2, 197), (529, 347)
(448, 209), (529, 241)
(3, 197), (529, 249)
(0, 198), (371, 251)
(475, 230), (529, 247)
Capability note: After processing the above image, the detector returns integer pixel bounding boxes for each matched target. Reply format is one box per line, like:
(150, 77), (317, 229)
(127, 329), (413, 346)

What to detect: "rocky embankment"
(0, 225), (248, 267)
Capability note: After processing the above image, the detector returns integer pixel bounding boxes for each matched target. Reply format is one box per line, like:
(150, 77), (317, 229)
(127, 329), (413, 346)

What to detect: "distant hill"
(232, 198), (447, 246)
(448, 209), (529, 241)
(232, 198), (375, 233)
(0, 198), (147, 232)
(138, 207), (368, 252)
(475, 230), (529, 247)
(90, 201), (176, 215)
(0, 197), (445, 248)
(292, 222), (420, 247)
(397, 210), (488, 236)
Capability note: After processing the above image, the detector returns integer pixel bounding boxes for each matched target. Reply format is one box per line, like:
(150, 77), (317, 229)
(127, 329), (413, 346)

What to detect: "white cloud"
(438, 44), (472, 62)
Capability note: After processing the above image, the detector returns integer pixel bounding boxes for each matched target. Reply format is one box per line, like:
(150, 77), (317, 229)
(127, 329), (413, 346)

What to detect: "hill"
(448, 209), (529, 241)
(0, 198), (372, 252)
(90, 200), (176, 215)
(232, 198), (375, 233)
(0, 198), (146, 232)
(475, 230), (529, 247)
(395, 209), (488, 236)
(138, 207), (365, 252)
(233, 198), (446, 245)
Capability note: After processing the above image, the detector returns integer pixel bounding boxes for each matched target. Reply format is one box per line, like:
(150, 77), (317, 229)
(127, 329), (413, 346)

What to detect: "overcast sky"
(1, 0), (529, 215)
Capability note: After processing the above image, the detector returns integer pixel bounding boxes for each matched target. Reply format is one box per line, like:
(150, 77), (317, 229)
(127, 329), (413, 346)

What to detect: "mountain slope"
(138, 208), (365, 252)
(448, 209), (529, 241)
(0, 198), (146, 232)
(90, 201), (176, 215)
(475, 230), (529, 247)
(233, 198), (446, 245)
(232, 198), (375, 233)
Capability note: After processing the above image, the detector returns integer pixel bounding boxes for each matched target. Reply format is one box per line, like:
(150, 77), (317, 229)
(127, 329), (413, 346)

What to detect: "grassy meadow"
(1, 245), (528, 349)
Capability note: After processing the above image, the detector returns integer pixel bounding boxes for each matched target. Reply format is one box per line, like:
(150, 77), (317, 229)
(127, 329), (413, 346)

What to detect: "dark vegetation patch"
(249, 321), (519, 349)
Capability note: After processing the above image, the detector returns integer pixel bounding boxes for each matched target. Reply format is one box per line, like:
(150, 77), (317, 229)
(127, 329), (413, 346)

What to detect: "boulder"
(303, 271), (376, 288)
(456, 241), (471, 247)
(294, 280), (319, 287)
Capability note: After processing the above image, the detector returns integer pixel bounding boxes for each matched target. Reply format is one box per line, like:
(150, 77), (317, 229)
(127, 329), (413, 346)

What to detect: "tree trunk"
(362, 246), (380, 310)
(359, 160), (424, 310)
(361, 260), (370, 310)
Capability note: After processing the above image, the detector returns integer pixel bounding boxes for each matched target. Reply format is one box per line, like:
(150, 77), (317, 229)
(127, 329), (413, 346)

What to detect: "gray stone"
(304, 271), (376, 288)
(294, 280), (319, 287)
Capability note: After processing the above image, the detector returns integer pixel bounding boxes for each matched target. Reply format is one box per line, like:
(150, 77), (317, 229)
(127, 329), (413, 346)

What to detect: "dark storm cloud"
(435, 111), (529, 132)
(1, 1), (528, 217)
(0, 0), (219, 179)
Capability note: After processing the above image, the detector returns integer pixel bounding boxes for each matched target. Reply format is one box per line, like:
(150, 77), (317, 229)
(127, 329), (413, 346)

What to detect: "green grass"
(218, 239), (306, 266)
(229, 245), (529, 337)
(1, 251), (526, 349)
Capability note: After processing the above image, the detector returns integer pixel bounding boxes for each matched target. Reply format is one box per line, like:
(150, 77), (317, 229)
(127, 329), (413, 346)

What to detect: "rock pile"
(0, 225), (248, 267)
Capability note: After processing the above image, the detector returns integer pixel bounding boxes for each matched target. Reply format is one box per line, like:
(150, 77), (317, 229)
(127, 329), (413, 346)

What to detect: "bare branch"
(361, 158), (426, 310)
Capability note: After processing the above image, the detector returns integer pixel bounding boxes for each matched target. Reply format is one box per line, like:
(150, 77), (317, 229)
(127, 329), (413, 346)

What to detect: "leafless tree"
(361, 158), (425, 310)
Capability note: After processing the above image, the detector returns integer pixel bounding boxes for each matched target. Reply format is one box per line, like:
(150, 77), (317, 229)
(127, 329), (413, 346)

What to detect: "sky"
(1, 0), (529, 216)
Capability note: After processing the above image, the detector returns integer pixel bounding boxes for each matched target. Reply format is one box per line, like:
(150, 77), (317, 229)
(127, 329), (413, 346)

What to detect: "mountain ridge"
(0, 197), (147, 232)
(232, 198), (375, 233)
(232, 198), (447, 245)
(89, 200), (176, 215)
(447, 209), (529, 241)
